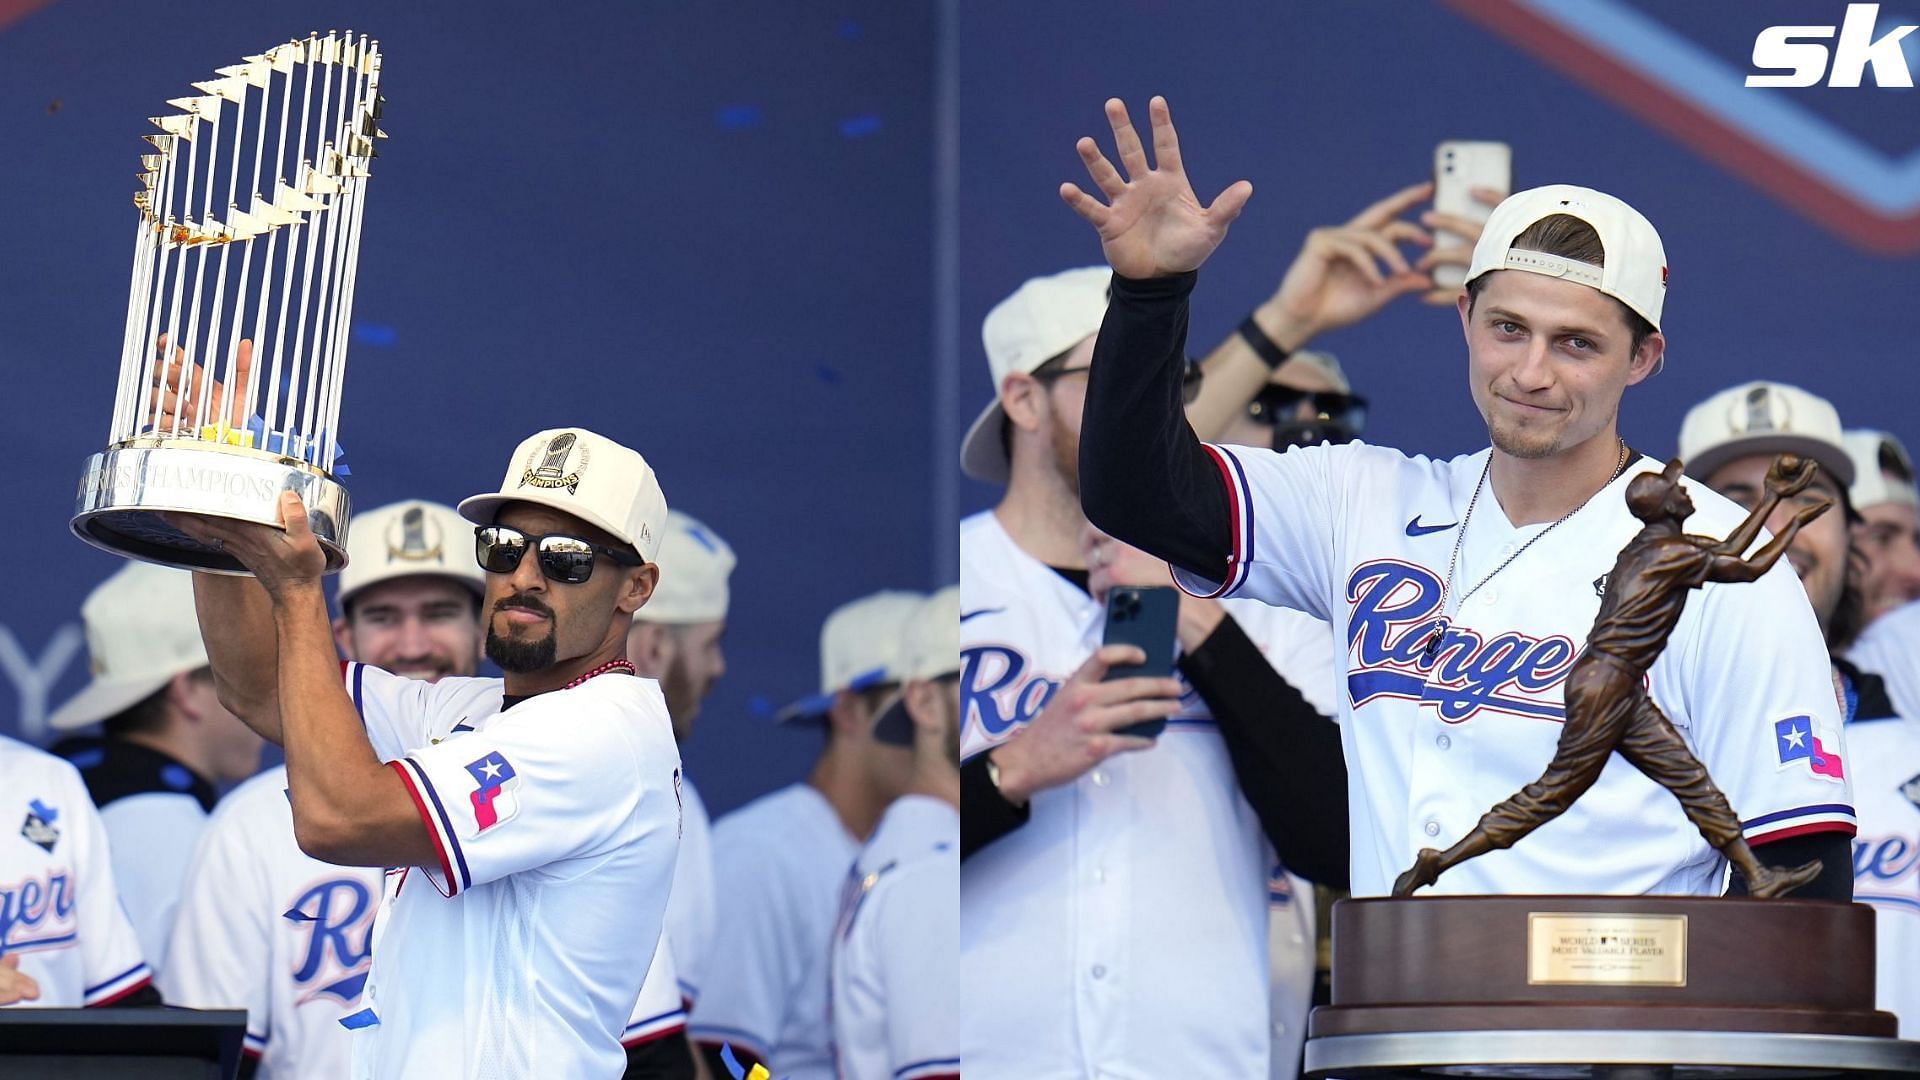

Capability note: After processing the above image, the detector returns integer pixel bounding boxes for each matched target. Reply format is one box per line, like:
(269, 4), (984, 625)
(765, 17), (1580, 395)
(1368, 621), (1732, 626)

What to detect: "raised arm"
(1706, 497), (1829, 584)
(188, 572), (284, 744)
(1062, 97), (1250, 581)
(1710, 454), (1818, 557)
(1185, 182), (1502, 441)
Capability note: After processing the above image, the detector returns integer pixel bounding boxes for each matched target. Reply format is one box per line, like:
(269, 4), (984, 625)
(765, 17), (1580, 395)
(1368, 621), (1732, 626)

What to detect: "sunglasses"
(1247, 386), (1368, 427)
(474, 525), (643, 585)
(1032, 359), (1205, 405)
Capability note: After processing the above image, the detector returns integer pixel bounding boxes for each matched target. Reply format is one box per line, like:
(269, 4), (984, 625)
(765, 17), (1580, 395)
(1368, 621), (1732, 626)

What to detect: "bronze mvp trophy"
(71, 32), (383, 573)
(1306, 457), (1920, 1077)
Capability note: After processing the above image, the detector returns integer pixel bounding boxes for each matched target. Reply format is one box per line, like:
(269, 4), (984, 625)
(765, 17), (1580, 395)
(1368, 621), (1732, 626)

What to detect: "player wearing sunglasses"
(170, 427), (688, 1080)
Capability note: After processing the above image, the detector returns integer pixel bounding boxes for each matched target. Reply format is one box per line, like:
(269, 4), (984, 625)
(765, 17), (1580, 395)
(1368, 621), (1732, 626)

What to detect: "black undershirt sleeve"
(960, 754), (1031, 861)
(1080, 271), (1233, 584)
(1726, 832), (1853, 901)
(622, 1031), (698, 1079)
(1179, 614), (1351, 888)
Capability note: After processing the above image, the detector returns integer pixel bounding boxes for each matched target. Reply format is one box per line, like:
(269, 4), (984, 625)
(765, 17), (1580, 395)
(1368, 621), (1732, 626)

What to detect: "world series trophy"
(70, 31), (384, 575)
(1305, 456), (1920, 1077)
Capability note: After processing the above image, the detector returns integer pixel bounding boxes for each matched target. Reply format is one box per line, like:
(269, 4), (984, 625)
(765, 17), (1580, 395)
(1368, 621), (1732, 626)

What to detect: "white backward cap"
(458, 428), (669, 562)
(48, 562), (208, 731)
(634, 510), (736, 624)
(1845, 430), (1919, 510)
(892, 585), (959, 682)
(1466, 184), (1668, 333)
(1678, 381), (1855, 489)
(959, 266), (1112, 484)
(338, 500), (485, 608)
(776, 589), (924, 722)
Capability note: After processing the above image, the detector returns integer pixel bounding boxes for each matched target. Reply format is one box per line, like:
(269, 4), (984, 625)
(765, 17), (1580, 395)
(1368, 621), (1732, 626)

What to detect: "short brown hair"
(1466, 213), (1657, 356)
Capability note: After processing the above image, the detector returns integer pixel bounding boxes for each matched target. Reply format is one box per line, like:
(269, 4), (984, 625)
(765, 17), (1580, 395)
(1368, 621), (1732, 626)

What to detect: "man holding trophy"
(1061, 95), (1854, 900)
(64, 35), (688, 1078)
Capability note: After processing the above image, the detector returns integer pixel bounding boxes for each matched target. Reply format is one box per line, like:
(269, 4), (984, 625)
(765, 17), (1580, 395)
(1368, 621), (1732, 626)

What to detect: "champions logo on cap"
(386, 505), (445, 564)
(464, 751), (519, 831)
(520, 432), (588, 495)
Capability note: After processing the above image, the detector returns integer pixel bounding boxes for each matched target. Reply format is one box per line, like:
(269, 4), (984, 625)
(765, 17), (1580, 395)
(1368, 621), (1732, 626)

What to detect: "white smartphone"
(1432, 140), (1512, 290)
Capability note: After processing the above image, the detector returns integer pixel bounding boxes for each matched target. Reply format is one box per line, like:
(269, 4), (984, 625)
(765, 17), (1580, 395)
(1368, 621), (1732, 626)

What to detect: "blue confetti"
(838, 115), (881, 139)
(815, 364), (842, 384)
(352, 323), (397, 347)
(838, 19), (862, 41)
(717, 105), (763, 130)
(748, 695), (773, 719)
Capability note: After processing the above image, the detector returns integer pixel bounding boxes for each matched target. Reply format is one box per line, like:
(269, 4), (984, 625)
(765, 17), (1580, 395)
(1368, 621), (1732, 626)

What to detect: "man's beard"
(487, 626), (557, 672)
(660, 656), (707, 740)
(487, 595), (557, 672)
(1051, 417), (1080, 495)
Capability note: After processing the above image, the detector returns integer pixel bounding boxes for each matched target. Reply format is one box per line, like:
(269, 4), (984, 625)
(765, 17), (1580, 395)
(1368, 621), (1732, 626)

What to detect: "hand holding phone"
(1101, 585), (1181, 739)
(1429, 140), (1511, 292)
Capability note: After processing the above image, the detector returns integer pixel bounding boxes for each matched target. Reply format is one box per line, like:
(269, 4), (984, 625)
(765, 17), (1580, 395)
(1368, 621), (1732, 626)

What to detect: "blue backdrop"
(0, 0), (938, 818)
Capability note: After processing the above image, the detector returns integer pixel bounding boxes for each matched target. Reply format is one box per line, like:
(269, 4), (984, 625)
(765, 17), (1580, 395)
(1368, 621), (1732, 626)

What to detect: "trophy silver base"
(71, 444), (351, 575)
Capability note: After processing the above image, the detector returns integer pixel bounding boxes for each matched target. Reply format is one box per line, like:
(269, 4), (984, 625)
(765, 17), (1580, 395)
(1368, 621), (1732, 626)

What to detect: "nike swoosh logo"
(960, 607), (1004, 623)
(1405, 516), (1457, 536)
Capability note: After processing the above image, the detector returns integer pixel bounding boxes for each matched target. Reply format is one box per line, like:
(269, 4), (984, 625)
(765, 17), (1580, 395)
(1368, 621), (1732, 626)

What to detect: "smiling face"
(1458, 269), (1662, 462)
(337, 576), (482, 682)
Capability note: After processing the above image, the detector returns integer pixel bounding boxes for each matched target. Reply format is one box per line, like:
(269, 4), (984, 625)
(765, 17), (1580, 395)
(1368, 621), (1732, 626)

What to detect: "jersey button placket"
(1075, 757), (1127, 1066)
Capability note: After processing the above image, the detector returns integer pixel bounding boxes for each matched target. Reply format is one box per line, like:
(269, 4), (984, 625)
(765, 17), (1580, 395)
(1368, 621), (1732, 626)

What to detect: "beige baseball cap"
(458, 428), (669, 562)
(1678, 381), (1855, 489)
(1845, 430), (1918, 510)
(776, 589), (924, 722)
(893, 585), (959, 682)
(337, 500), (485, 609)
(49, 562), (209, 731)
(1467, 185), (1668, 333)
(634, 511), (736, 624)
(959, 267), (1111, 483)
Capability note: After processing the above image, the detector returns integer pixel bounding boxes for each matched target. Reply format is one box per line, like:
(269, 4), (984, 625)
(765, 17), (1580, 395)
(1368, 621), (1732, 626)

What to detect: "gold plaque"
(1527, 912), (1687, 987)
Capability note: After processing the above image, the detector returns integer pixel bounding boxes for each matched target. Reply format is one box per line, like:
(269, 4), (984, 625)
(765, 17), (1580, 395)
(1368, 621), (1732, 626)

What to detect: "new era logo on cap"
(458, 427), (669, 562)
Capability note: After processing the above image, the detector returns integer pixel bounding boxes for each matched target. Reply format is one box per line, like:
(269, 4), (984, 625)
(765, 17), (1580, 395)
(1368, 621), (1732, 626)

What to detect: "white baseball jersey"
(959, 510), (1326, 1080)
(1266, 867), (1315, 1080)
(98, 793), (207, 975)
(624, 931), (690, 1049)
(0, 735), (151, 1007)
(1176, 441), (1855, 897)
(1837, 679), (1920, 1035)
(1850, 599), (1920, 723)
(161, 765), (382, 1077)
(692, 782), (858, 1080)
(665, 774), (715, 1007)
(831, 795), (958, 1080)
(343, 661), (683, 1080)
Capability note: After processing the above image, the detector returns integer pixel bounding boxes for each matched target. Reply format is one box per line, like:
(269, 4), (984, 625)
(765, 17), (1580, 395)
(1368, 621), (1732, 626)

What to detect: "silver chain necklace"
(1422, 438), (1632, 662)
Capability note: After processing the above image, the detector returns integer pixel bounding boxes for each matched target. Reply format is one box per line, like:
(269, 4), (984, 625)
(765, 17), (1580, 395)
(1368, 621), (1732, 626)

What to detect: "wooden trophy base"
(1303, 896), (1920, 1077)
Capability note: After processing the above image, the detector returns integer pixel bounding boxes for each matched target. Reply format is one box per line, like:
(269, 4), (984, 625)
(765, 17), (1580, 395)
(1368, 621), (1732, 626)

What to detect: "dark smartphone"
(1101, 585), (1179, 739)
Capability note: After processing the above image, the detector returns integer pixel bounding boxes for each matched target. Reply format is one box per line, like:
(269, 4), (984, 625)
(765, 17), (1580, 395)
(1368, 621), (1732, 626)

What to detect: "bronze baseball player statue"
(1394, 454), (1833, 899)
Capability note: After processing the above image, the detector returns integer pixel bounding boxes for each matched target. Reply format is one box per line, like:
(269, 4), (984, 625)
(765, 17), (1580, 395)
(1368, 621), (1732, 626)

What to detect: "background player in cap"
(174, 427), (684, 1079)
(1068, 95), (1852, 898)
(47, 562), (266, 974)
(627, 510), (735, 1017)
(1679, 383), (1917, 1029)
(832, 586), (960, 1080)
(1849, 429), (1920, 722)
(690, 589), (920, 1080)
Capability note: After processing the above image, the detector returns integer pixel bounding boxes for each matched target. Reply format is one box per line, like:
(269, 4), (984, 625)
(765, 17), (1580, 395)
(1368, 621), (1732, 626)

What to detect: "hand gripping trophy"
(70, 31), (384, 574)
(1394, 455), (1834, 899)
